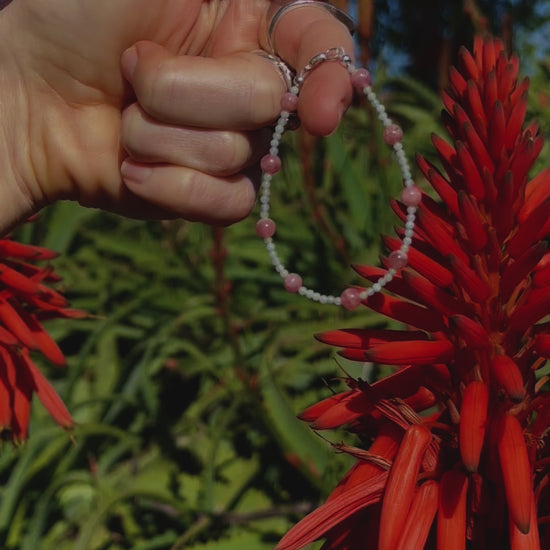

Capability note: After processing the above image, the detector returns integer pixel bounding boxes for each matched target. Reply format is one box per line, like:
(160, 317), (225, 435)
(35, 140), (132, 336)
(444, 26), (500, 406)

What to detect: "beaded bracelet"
(256, 47), (421, 310)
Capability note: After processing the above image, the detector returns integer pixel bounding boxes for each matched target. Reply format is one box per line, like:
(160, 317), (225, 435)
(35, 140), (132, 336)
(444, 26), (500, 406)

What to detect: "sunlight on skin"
(0, 0), (354, 233)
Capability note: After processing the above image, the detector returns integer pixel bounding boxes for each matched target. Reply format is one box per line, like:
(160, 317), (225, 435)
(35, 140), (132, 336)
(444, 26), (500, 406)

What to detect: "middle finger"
(121, 103), (271, 176)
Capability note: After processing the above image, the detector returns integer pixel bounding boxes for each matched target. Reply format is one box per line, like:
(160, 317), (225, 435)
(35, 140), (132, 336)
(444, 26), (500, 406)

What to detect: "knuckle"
(209, 132), (251, 176)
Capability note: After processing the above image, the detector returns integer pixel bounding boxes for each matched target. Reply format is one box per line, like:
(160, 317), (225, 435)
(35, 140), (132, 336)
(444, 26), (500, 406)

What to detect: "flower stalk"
(279, 37), (550, 550)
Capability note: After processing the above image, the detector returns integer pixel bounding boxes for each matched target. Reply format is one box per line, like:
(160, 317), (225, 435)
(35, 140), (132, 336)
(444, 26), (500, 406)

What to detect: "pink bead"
(284, 273), (303, 293)
(261, 154), (282, 175)
(383, 124), (403, 145)
(340, 288), (362, 310)
(388, 250), (408, 270)
(401, 184), (422, 206)
(350, 68), (371, 90)
(280, 92), (299, 112)
(256, 218), (276, 238)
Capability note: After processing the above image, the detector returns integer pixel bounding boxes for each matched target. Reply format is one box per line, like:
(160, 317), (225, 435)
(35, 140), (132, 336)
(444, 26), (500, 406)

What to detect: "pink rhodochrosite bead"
(281, 92), (299, 112)
(351, 68), (371, 90)
(261, 154), (281, 175)
(284, 273), (303, 293)
(401, 184), (422, 206)
(388, 250), (408, 270)
(340, 288), (362, 310)
(256, 218), (276, 238)
(383, 124), (403, 145)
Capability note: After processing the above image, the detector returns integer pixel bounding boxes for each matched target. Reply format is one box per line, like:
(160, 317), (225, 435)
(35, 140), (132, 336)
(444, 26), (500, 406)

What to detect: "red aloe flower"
(0, 235), (84, 442)
(278, 37), (550, 549)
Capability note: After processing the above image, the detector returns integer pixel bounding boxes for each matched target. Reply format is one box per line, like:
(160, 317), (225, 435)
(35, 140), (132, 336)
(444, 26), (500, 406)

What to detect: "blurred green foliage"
(3, 8), (550, 550)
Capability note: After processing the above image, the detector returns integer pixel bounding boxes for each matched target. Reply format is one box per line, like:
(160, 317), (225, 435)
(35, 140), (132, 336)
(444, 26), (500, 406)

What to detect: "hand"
(0, 0), (355, 233)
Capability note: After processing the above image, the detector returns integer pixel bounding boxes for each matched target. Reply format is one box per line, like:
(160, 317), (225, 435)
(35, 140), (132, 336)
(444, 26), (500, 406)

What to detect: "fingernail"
(121, 160), (152, 184)
(121, 46), (138, 81)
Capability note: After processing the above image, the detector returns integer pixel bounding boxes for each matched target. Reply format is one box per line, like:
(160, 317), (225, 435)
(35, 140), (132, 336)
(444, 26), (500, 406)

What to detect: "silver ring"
(267, 1), (355, 55)
(253, 50), (295, 91)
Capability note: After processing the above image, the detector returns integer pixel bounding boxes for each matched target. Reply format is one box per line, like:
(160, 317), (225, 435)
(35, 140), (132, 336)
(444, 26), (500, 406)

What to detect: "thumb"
(269, 4), (356, 136)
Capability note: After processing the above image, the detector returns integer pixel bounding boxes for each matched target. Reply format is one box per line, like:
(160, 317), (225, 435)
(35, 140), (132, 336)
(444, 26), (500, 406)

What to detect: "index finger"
(269, 3), (356, 136)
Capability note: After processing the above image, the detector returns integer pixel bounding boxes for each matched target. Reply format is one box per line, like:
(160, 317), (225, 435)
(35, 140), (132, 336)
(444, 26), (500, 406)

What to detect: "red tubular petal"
(461, 119), (494, 172)
(447, 255), (491, 303)
(449, 66), (468, 98)
(500, 242), (548, 302)
(0, 325), (19, 347)
(0, 349), (14, 429)
(509, 491), (541, 550)
(276, 474), (388, 550)
(11, 355), (33, 441)
(395, 480), (439, 550)
(334, 424), (402, 496)
(383, 236), (454, 288)
(416, 209), (470, 266)
(466, 80), (488, 136)
(450, 314), (491, 349)
(473, 36), (484, 70)
(509, 77), (529, 111)
(298, 390), (356, 423)
(0, 240), (58, 261)
(458, 46), (480, 81)
(490, 355), (525, 402)
(365, 339), (454, 366)
(493, 172), (515, 242)
(534, 333), (550, 358)
(497, 413), (533, 534)
(432, 134), (459, 178)
(483, 70), (498, 113)
(416, 155), (460, 218)
(459, 381), (489, 472)
(486, 225), (502, 273)
(482, 37), (497, 76)
(489, 100), (506, 159)
(362, 291), (447, 333)
(508, 135), (541, 197)
(509, 287), (550, 333)
(437, 470), (469, 550)
(315, 328), (427, 349)
(456, 140), (486, 200)
(337, 348), (369, 362)
(505, 90), (528, 150)
(379, 424), (432, 550)
(404, 386), (436, 412)
(457, 191), (488, 253)
(402, 269), (472, 318)
(507, 196), (550, 259)
(520, 168), (550, 223)
(8, 305), (66, 366)
(498, 59), (519, 104)
(310, 391), (371, 430)
(442, 92), (456, 121)
(0, 297), (38, 350)
(21, 352), (73, 429)
(532, 263), (550, 288)
(35, 307), (89, 321)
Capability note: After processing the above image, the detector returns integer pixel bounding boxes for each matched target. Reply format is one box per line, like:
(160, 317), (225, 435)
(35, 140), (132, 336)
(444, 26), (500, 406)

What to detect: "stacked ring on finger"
(266, 0), (355, 56)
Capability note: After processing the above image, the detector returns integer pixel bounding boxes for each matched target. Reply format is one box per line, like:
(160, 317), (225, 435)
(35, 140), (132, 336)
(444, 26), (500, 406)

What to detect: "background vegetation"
(2, 1), (550, 549)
